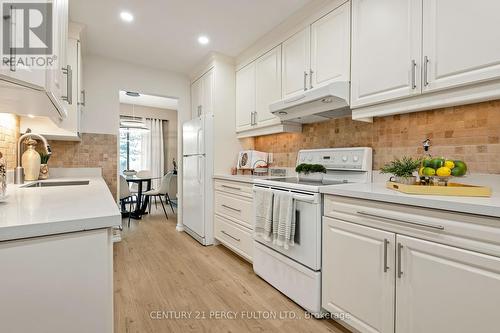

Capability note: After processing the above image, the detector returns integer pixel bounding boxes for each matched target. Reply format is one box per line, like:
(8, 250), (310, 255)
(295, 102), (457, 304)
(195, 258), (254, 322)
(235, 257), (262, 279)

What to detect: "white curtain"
(141, 118), (164, 188)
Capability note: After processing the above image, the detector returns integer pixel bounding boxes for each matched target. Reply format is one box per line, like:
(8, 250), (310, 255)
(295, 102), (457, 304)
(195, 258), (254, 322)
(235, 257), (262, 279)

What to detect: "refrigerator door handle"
(197, 156), (202, 184)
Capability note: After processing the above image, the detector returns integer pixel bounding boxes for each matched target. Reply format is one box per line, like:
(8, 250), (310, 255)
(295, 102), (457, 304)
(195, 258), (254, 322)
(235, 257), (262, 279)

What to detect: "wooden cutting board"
(386, 181), (492, 197)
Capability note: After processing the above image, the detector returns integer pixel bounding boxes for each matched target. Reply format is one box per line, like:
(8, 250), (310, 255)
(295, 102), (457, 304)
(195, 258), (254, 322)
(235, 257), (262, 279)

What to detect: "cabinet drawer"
(214, 191), (253, 229)
(214, 179), (253, 198)
(215, 214), (253, 262)
(324, 195), (500, 257)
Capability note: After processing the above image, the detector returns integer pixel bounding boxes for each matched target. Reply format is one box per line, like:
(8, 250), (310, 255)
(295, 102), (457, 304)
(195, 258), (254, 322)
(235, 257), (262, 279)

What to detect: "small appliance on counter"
(237, 150), (269, 174)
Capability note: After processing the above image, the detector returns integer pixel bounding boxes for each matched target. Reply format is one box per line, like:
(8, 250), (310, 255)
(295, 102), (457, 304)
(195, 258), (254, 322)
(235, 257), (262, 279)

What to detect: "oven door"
(253, 186), (322, 271)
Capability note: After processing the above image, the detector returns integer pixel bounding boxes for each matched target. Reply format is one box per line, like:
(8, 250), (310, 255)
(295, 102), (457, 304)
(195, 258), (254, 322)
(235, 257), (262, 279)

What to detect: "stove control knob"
(342, 156), (348, 162)
(353, 155), (359, 162)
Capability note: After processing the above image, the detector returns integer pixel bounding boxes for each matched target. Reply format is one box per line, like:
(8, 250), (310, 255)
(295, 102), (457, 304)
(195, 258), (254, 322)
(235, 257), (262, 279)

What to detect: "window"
(119, 128), (146, 173)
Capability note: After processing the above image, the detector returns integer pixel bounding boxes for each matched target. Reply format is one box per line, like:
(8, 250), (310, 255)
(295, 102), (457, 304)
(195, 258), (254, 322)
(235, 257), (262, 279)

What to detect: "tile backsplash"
(254, 100), (500, 174)
(0, 114), (19, 168)
(47, 134), (118, 197)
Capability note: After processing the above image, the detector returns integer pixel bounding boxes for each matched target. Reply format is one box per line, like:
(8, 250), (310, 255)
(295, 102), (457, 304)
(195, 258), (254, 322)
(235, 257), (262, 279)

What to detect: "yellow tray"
(386, 181), (492, 197)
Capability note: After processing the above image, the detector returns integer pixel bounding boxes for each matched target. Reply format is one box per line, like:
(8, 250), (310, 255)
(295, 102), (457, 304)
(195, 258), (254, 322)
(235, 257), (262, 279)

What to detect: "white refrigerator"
(182, 113), (214, 245)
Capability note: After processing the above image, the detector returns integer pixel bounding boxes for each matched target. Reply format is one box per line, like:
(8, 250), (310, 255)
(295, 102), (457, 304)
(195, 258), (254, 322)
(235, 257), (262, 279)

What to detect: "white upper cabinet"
(255, 45), (282, 125)
(282, 27), (310, 98)
(202, 69), (214, 115)
(235, 62), (256, 131)
(190, 68), (214, 119)
(351, 0), (422, 108)
(323, 217), (396, 333)
(191, 77), (203, 118)
(396, 235), (500, 333)
(422, 0), (500, 93)
(310, 2), (351, 90)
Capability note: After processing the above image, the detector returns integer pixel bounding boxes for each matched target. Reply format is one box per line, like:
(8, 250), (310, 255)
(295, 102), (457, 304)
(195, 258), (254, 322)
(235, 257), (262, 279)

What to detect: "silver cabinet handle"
(221, 184), (241, 191)
(221, 230), (240, 242)
(197, 105), (202, 117)
(423, 56), (430, 87)
(303, 71), (308, 91)
(397, 243), (404, 278)
(383, 239), (390, 272)
(221, 204), (242, 213)
(62, 65), (73, 105)
(411, 60), (417, 89)
(78, 89), (86, 107)
(309, 69), (314, 89)
(357, 211), (445, 230)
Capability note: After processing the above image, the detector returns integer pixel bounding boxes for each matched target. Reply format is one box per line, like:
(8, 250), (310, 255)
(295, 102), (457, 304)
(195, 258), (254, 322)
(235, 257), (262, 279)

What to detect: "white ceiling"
(119, 91), (178, 110)
(69, 0), (312, 73)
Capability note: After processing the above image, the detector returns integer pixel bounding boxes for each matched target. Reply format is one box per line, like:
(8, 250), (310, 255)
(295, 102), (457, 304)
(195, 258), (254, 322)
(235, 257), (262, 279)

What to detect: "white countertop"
(0, 176), (121, 242)
(320, 180), (500, 218)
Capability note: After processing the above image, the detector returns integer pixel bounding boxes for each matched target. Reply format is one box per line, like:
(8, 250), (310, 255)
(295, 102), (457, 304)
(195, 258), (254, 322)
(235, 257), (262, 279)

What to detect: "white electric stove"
(252, 147), (373, 314)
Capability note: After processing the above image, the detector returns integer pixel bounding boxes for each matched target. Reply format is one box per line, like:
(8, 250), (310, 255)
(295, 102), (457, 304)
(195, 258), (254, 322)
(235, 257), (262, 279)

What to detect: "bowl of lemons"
(419, 157), (468, 183)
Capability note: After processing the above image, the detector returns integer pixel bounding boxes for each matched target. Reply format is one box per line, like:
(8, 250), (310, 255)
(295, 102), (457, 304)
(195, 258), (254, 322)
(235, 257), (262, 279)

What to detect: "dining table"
(124, 175), (159, 219)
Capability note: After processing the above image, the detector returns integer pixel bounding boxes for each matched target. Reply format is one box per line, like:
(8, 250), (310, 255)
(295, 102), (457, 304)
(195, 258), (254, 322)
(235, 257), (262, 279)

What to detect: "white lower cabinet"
(322, 217), (395, 333)
(396, 235), (500, 333)
(322, 195), (500, 333)
(214, 179), (254, 261)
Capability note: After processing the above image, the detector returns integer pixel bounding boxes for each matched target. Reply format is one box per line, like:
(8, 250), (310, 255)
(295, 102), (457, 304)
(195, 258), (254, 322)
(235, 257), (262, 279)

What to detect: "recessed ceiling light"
(198, 35), (210, 45)
(120, 11), (134, 23)
(27, 114), (35, 118)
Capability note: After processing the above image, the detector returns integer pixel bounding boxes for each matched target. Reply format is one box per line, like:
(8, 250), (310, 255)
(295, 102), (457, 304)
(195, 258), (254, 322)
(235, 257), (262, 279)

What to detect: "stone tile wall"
(255, 101), (500, 174)
(47, 133), (118, 197)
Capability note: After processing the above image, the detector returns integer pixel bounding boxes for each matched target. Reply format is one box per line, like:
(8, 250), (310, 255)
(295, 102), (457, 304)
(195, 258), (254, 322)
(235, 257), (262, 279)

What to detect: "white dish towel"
(272, 191), (296, 250)
(254, 188), (274, 241)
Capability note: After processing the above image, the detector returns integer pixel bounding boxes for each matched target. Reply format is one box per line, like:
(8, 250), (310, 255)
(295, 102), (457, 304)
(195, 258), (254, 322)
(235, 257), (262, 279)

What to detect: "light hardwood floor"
(114, 209), (351, 333)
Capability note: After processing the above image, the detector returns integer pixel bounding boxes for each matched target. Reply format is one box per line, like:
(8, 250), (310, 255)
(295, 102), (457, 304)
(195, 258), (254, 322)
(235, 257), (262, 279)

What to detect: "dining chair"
(143, 173), (174, 220)
(119, 175), (135, 227)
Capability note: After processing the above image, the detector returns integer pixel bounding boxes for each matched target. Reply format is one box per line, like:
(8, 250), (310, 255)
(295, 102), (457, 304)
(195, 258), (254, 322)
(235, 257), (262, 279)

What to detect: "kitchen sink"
(21, 180), (90, 188)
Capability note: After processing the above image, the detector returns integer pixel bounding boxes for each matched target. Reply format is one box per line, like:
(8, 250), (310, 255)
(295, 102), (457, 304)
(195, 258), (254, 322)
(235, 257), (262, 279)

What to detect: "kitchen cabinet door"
(0, 3), (46, 88)
(310, 2), (350, 89)
(44, 0), (70, 121)
(351, 0), (422, 108)
(322, 217), (395, 333)
(422, 0), (500, 93)
(282, 27), (310, 98)
(235, 62), (255, 131)
(202, 69), (214, 115)
(191, 77), (203, 119)
(396, 235), (500, 333)
(255, 45), (281, 126)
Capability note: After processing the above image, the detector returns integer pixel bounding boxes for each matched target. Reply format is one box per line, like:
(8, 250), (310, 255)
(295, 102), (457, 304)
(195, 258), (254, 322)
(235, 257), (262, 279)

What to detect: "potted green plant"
(39, 152), (51, 180)
(295, 163), (327, 181)
(380, 156), (421, 185)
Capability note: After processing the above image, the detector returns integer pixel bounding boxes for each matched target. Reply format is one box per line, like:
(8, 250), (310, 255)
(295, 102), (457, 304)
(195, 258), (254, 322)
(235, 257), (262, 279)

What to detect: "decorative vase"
(391, 176), (417, 185)
(298, 172), (324, 182)
(39, 164), (49, 180)
(22, 138), (41, 181)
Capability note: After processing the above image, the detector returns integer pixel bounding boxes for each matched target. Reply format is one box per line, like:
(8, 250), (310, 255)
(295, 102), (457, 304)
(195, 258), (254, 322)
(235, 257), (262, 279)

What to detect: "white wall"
(82, 55), (190, 230)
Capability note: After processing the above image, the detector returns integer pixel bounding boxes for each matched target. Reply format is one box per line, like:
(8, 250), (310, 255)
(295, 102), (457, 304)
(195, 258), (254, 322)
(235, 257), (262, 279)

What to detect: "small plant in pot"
(295, 163), (327, 181)
(380, 156), (421, 185)
(39, 152), (51, 180)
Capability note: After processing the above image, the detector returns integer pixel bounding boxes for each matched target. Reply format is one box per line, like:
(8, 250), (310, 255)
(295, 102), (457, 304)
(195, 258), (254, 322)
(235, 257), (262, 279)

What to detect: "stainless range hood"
(269, 81), (351, 124)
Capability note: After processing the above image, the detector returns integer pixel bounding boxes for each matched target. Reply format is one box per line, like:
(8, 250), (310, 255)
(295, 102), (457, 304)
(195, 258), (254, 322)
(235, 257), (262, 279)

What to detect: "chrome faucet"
(14, 129), (52, 184)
